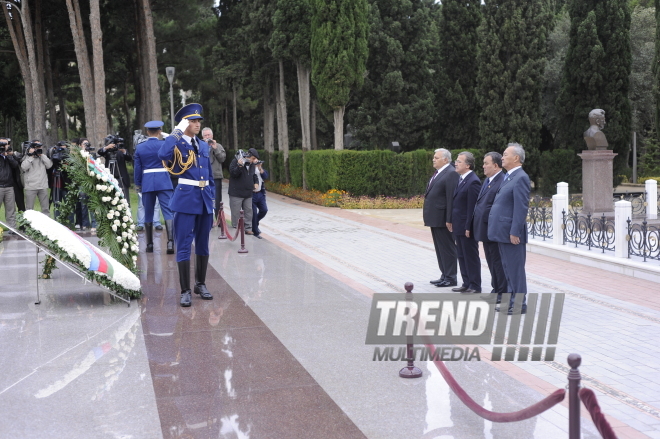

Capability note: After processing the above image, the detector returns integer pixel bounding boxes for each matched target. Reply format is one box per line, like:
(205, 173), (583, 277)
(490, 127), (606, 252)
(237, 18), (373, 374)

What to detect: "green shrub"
(539, 149), (581, 196)
(305, 150), (340, 192)
(638, 176), (660, 184)
(289, 150), (303, 187)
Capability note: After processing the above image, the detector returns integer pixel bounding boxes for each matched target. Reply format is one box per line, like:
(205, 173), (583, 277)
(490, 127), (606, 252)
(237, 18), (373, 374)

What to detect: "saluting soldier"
(134, 120), (175, 254)
(158, 104), (215, 307)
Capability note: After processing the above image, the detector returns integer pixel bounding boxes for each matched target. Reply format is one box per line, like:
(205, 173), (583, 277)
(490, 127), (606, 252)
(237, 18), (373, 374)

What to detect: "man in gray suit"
(487, 143), (530, 315)
(424, 148), (460, 287)
(468, 152), (507, 303)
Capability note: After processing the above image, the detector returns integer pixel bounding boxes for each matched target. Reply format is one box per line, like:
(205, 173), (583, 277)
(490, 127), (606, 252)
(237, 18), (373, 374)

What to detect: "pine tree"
(435, 0), (482, 149)
(476, 0), (551, 182)
(556, 0), (632, 180)
(655, 0), (660, 129)
(311, 0), (369, 149)
(640, 130), (660, 176)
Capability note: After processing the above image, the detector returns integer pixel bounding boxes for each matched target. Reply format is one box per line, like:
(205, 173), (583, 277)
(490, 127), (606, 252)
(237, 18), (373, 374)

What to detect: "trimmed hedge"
(539, 149), (582, 196)
(228, 148), (491, 197)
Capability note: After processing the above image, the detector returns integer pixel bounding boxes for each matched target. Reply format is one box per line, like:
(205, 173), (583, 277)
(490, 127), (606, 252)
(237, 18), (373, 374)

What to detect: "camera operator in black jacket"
(0, 137), (19, 232)
(98, 135), (132, 204)
(228, 149), (256, 233)
(48, 141), (74, 222)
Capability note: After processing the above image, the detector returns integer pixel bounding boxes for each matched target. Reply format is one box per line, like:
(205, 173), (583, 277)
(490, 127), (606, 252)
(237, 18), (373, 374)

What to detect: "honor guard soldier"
(134, 120), (175, 254)
(158, 104), (215, 307)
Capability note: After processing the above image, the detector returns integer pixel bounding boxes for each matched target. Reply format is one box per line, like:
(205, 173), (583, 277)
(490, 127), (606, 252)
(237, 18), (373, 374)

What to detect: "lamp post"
(166, 67), (175, 132)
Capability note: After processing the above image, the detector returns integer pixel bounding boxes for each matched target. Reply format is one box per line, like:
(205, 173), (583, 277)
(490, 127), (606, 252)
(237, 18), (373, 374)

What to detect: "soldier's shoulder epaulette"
(170, 129), (184, 141)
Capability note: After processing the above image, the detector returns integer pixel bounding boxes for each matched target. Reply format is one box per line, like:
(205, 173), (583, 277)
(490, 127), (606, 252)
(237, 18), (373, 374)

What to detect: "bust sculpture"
(583, 109), (608, 150)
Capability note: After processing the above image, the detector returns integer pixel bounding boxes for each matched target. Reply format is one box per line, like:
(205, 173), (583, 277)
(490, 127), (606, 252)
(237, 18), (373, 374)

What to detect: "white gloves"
(176, 118), (189, 133)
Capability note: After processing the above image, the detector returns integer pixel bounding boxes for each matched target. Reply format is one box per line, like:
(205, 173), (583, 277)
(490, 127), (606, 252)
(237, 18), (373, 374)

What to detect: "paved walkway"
(1, 185), (659, 438)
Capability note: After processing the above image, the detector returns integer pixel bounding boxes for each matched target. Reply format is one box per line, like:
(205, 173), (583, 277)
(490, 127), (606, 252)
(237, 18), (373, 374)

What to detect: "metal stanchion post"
(568, 353), (582, 439)
(217, 202), (227, 240)
(238, 209), (248, 254)
(399, 282), (422, 378)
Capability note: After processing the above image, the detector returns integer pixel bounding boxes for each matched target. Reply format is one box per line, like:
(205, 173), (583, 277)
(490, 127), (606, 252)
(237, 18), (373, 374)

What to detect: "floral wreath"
(55, 146), (139, 273)
(17, 210), (141, 298)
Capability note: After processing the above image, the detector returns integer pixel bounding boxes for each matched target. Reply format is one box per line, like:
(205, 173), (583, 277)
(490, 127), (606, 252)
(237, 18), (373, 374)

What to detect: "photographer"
(228, 148), (257, 234)
(48, 141), (74, 223)
(21, 140), (52, 215)
(0, 137), (19, 231)
(75, 138), (97, 232)
(202, 127), (226, 223)
(4, 139), (25, 212)
(250, 149), (268, 239)
(98, 135), (132, 203)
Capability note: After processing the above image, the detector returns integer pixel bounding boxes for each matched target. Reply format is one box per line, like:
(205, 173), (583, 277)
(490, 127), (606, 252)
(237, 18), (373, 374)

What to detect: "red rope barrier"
(214, 210), (241, 242)
(579, 388), (618, 439)
(426, 344), (566, 422)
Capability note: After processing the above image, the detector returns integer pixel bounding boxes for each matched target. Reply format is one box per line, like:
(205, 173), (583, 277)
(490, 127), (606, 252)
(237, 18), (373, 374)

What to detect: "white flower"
(114, 211), (120, 217)
(121, 222), (127, 228)
(123, 242), (128, 249)
(114, 219), (120, 226)
(107, 212), (113, 219)
(96, 174), (102, 180)
(130, 225), (135, 230)
(111, 199), (118, 205)
(122, 216), (129, 222)
(89, 171), (94, 177)
(111, 224), (117, 232)
(132, 255), (137, 262)
(121, 249), (127, 255)
(96, 184), (103, 190)
(102, 176), (108, 182)
(116, 236), (122, 242)
(81, 150), (89, 158)
(131, 245), (138, 252)
(106, 187), (113, 192)
(121, 232), (128, 238)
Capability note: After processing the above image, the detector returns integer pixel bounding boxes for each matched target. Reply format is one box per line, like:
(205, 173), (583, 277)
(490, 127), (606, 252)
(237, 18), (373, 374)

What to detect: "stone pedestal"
(578, 150), (617, 215)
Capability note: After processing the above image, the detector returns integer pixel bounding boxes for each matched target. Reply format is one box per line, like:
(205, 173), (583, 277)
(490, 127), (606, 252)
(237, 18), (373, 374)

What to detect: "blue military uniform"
(134, 120), (175, 253)
(158, 104), (215, 307)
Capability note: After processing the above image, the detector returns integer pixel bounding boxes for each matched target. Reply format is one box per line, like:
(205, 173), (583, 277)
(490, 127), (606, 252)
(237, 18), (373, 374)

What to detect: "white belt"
(178, 178), (209, 187)
(144, 168), (168, 174)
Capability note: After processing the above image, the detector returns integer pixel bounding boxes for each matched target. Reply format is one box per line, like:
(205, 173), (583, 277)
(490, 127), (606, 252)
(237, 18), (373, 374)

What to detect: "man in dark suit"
(424, 148), (459, 287)
(468, 152), (507, 303)
(450, 152), (482, 293)
(487, 143), (531, 315)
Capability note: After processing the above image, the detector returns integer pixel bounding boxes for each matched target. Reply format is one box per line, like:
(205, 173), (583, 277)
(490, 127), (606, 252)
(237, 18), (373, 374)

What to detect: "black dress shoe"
(180, 290), (192, 307)
(194, 283), (213, 300)
(155, 224), (163, 231)
(452, 286), (468, 292)
(254, 234), (263, 239)
(507, 307), (527, 316)
(435, 281), (457, 287)
(461, 289), (480, 294)
(430, 279), (444, 285)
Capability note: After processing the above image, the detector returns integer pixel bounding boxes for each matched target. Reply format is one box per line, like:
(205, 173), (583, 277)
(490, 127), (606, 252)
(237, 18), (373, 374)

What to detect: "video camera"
(79, 139), (95, 152)
(104, 134), (124, 152)
(27, 142), (44, 157)
(50, 141), (70, 162)
(235, 149), (263, 165)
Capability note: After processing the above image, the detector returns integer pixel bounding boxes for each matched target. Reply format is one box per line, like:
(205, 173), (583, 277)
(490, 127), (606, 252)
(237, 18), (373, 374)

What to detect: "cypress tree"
(435, 0), (482, 149)
(311, 0), (369, 150)
(347, 0), (440, 151)
(556, 0), (632, 180)
(476, 0), (551, 183)
(655, 0), (660, 129)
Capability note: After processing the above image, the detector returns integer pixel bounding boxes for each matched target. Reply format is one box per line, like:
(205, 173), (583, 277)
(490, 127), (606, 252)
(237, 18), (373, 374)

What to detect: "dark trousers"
(252, 191), (268, 235)
(213, 178), (223, 219)
(498, 241), (527, 309)
(430, 226), (457, 283)
(13, 184), (24, 211)
(143, 190), (174, 222)
(455, 234), (481, 291)
(173, 211), (213, 262)
(483, 240), (507, 297)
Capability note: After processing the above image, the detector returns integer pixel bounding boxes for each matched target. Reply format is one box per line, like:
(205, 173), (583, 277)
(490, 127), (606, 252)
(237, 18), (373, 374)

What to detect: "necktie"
(427, 171), (438, 189)
(191, 137), (198, 155)
(479, 178), (489, 197)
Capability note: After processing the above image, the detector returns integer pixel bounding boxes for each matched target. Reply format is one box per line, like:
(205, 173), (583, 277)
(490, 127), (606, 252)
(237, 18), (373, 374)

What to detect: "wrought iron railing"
(615, 192), (646, 216)
(627, 219), (660, 262)
(562, 210), (615, 253)
(527, 196), (553, 240)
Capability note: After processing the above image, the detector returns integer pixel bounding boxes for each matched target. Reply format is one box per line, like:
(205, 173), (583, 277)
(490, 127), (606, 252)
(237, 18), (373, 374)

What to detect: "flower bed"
(18, 210), (141, 298)
(57, 147), (139, 271)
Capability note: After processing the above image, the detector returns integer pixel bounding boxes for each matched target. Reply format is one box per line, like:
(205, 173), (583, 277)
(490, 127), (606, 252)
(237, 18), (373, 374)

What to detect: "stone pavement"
(1, 185), (659, 438)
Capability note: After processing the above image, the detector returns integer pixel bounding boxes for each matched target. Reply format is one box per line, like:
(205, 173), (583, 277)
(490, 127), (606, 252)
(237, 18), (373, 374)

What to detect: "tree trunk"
(232, 82), (238, 150)
(222, 103), (229, 148)
(139, 0), (161, 120)
(311, 98), (318, 150)
(133, 0), (147, 129)
(263, 77), (275, 154)
(43, 29), (58, 144)
(90, 0), (108, 140)
(123, 78), (131, 137)
(33, 0), (48, 141)
(334, 106), (345, 150)
(65, 0), (97, 146)
(296, 61), (311, 152)
(54, 68), (69, 138)
(3, 5), (35, 137)
(277, 60), (289, 183)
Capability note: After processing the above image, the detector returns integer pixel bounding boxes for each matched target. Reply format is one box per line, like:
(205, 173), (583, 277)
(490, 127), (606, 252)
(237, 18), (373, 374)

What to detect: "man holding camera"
(48, 141), (74, 222)
(21, 141), (52, 215)
(228, 149), (257, 234)
(202, 127), (226, 224)
(0, 137), (19, 231)
(134, 120), (175, 254)
(250, 149), (268, 239)
(98, 135), (132, 204)
(158, 103), (215, 308)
